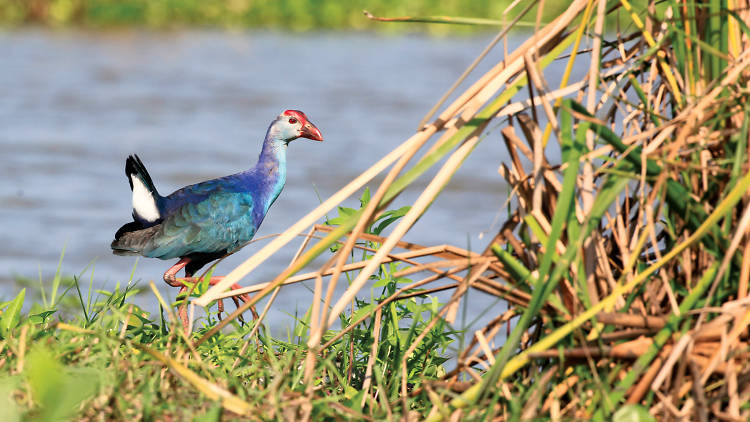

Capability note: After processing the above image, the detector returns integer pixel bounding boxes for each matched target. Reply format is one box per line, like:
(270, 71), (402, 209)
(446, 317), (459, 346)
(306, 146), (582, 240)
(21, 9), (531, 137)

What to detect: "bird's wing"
(141, 191), (258, 260)
(161, 175), (238, 213)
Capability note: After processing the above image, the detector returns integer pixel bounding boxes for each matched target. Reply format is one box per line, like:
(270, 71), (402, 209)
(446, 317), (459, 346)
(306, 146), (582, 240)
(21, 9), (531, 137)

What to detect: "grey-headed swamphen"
(111, 110), (323, 326)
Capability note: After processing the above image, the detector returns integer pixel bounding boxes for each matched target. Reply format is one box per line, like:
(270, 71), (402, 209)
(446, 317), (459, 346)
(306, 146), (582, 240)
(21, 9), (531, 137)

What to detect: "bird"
(111, 110), (323, 327)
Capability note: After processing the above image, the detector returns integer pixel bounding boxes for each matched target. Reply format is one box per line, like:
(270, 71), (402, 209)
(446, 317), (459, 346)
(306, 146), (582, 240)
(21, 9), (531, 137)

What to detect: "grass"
(0, 0), (577, 32)
(4, 0), (750, 419)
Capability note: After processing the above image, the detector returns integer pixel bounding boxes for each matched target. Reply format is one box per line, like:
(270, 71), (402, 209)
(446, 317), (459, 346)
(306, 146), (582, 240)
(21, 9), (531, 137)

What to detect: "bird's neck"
(255, 136), (288, 212)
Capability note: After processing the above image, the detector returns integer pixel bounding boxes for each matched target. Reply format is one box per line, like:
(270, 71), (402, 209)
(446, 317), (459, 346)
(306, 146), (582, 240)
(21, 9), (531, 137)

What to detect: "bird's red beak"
(300, 120), (323, 142)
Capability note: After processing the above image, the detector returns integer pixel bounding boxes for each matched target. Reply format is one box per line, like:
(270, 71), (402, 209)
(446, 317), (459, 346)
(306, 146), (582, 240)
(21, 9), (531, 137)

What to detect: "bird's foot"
(176, 286), (189, 332)
(163, 259), (258, 331)
(163, 258), (190, 288)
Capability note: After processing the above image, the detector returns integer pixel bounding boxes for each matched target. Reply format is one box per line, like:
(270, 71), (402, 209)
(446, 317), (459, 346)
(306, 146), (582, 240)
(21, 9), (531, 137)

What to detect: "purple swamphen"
(111, 110), (323, 325)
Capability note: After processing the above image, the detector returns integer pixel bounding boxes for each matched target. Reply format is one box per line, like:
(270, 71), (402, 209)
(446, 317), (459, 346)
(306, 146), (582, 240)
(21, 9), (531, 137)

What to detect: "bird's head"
(269, 110), (323, 143)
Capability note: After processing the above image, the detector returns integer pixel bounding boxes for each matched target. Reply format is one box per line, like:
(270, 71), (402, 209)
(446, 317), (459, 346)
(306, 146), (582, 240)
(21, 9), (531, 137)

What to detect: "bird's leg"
(176, 285), (189, 330)
(230, 296), (246, 325)
(200, 277), (257, 322)
(163, 258), (258, 326)
(163, 257), (227, 308)
(217, 297), (225, 317)
(163, 258), (190, 287)
(163, 258), (191, 330)
(210, 280), (258, 321)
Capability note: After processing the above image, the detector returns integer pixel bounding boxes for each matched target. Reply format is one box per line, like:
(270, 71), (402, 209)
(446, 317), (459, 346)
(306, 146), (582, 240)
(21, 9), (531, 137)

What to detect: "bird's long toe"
(177, 286), (189, 331)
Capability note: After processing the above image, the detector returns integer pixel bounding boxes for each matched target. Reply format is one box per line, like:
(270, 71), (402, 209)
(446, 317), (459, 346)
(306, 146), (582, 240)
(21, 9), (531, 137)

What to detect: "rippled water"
(0, 29), (573, 328)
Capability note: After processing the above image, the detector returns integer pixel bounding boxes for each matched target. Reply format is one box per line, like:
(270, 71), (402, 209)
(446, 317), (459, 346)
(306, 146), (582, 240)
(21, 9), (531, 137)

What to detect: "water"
(0, 29), (560, 331)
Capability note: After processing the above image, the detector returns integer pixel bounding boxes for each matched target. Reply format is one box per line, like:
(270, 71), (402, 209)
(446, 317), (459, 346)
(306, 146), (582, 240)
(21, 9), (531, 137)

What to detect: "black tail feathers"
(125, 154), (158, 195)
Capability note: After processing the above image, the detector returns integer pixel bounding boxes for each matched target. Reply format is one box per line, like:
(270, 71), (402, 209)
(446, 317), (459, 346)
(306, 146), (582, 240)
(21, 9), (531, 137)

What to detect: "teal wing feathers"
(142, 192), (257, 259)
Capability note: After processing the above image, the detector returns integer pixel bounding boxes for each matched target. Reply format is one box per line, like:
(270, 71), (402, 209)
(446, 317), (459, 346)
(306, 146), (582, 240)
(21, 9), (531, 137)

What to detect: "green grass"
(0, 278), (456, 420)
(0, 0), (571, 31)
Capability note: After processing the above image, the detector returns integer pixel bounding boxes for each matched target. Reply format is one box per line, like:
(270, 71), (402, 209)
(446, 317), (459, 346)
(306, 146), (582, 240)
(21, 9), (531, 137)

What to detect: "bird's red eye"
(289, 117), (298, 124)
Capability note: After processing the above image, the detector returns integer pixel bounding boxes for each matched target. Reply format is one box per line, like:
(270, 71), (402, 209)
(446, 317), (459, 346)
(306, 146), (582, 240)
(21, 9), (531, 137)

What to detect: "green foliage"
(327, 187), (411, 239)
(0, 0), (569, 31)
(1, 289), (24, 339)
(26, 346), (100, 422)
(319, 188), (454, 406)
(613, 404), (657, 422)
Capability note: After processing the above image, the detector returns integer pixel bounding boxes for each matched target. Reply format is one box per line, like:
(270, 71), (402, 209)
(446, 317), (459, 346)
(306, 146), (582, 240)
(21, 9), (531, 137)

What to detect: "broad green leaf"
(359, 187), (371, 206)
(28, 309), (56, 325)
(1, 289), (25, 338)
(372, 206), (411, 235)
(27, 345), (98, 422)
(193, 404), (222, 422)
(613, 404), (657, 422)
(350, 303), (376, 324)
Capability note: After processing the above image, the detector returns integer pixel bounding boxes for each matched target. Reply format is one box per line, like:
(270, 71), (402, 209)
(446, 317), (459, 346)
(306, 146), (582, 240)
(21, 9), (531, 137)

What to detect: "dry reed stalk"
(230, 284), (279, 371)
(651, 334), (693, 391)
(525, 58), (547, 217)
(455, 310), (515, 367)
(183, 0), (750, 418)
(520, 365), (557, 420)
(196, 1), (574, 330)
(416, 0), (538, 129)
(303, 252), (339, 383)
(595, 312), (667, 328)
(195, 222), (468, 343)
(325, 123), (490, 328)
(580, 0), (609, 310)
(626, 344), (675, 405)
(214, 243), (462, 298)
(700, 305), (750, 385)
(320, 265), (469, 350)
(310, 118), (440, 348)
(195, 129), (435, 307)
(740, 242), (750, 300)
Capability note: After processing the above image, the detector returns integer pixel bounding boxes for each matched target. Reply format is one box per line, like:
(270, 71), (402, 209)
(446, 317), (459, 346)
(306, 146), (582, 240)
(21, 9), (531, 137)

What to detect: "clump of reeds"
(190, 0), (750, 419)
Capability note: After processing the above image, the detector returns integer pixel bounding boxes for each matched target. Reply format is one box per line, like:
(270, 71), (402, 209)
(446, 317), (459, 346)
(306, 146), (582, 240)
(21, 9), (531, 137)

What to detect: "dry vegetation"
(188, 0), (750, 419)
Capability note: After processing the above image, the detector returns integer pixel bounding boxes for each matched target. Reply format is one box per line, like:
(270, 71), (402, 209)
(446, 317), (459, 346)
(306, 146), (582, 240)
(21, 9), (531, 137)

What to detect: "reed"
(195, 0), (750, 418)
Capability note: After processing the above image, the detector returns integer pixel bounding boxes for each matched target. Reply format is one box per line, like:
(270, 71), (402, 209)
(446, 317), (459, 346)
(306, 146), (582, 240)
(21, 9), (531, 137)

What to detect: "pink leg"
(163, 258), (191, 329)
(176, 286), (189, 329)
(162, 258), (258, 329)
(163, 258), (190, 288)
(204, 277), (258, 320)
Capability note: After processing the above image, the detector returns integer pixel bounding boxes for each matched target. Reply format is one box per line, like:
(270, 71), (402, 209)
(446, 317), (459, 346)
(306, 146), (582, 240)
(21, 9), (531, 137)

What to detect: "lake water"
(0, 29), (571, 331)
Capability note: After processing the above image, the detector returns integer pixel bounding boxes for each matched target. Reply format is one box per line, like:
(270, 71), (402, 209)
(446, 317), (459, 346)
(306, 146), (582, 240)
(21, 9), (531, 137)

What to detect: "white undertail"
(131, 176), (160, 222)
